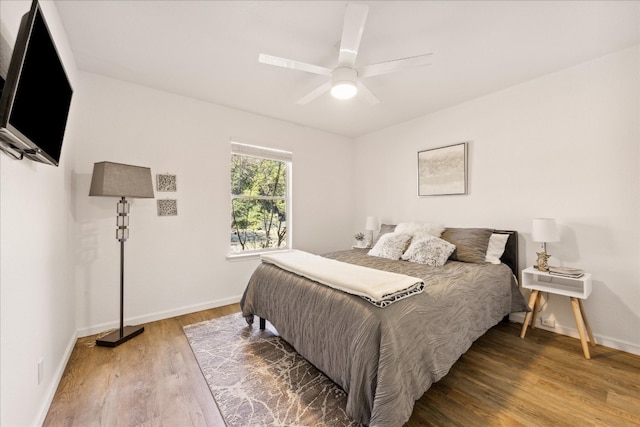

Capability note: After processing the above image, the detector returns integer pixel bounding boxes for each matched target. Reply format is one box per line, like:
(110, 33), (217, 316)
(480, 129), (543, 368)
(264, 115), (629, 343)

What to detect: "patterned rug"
(183, 312), (361, 426)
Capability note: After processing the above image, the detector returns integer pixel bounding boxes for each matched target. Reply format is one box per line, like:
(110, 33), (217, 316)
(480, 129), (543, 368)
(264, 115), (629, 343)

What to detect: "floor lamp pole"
(119, 236), (125, 338)
(96, 197), (145, 347)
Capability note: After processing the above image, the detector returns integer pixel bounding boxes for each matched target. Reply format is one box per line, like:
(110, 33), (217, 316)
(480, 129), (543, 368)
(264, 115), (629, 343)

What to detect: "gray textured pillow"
(441, 228), (493, 263)
(401, 235), (456, 267)
(373, 223), (397, 245)
(368, 233), (412, 260)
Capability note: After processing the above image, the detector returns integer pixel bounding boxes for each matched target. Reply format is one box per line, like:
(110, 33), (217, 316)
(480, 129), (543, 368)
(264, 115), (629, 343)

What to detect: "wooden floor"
(45, 304), (640, 427)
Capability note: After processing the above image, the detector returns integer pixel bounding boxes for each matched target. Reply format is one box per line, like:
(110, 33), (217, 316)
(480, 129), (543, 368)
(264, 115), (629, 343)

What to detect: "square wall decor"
(418, 142), (467, 196)
(157, 199), (178, 216)
(157, 174), (177, 192)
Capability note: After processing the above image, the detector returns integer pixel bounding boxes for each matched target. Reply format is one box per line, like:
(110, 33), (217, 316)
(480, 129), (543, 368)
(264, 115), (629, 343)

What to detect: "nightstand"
(519, 266), (596, 359)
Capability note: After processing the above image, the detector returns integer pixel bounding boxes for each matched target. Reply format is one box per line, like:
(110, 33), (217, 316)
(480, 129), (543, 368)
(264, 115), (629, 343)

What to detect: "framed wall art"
(418, 142), (468, 196)
(157, 199), (178, 216)
(156, 173), (177, 192)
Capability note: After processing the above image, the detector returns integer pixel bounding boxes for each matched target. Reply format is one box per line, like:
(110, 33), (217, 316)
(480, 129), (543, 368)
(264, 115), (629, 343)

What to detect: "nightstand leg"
(520, 290), (540, 338)
(578, 299), (596, 347)
(571, 297), (591, 359)
(531, 291), (543, 330)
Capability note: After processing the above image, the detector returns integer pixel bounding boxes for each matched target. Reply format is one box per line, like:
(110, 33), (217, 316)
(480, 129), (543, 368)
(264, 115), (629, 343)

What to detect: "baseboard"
(76, 295), (242, 338)
(509, 313), (640, 356)
(32, 329), (78, 427)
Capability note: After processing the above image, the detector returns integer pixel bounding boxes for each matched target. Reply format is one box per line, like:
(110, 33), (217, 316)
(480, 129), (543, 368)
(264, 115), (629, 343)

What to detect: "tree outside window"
(230, 146), (290, 253)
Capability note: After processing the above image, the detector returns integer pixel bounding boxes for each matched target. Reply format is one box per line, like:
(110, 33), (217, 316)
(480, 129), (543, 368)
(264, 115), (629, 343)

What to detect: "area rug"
(183, 312), (361, 426)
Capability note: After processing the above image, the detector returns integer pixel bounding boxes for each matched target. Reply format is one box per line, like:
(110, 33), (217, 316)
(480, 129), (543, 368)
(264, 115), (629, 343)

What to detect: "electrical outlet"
(37, 358), (44, 385)
(541, 317), (556, 328)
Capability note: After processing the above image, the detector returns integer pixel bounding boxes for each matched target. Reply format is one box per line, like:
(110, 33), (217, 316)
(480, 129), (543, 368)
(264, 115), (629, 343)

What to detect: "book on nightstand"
(548, 266), (584, 278)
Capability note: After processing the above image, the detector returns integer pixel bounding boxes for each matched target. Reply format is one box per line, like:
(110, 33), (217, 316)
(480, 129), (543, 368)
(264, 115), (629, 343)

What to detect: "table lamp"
(532, 218), (559, 272)
(89, 161), (154, 347)
(365, 216), (379, 247)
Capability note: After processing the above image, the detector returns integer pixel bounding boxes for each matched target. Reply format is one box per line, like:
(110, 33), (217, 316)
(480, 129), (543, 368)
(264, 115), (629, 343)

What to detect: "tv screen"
(0, 0), (73, 166)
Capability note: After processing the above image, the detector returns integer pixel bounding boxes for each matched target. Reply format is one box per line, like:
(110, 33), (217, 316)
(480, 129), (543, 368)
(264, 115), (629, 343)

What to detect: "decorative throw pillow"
(368, 233), (412, 260)
(395, 222), (445, 237)
(373, 223), (397, 245)
(485, 233), (510, 264)
(401, 235), (456, 267)
(441, 228), (493, 263)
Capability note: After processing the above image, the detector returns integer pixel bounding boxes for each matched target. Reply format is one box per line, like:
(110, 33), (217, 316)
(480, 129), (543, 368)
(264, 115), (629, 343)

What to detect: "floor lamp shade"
(89, 161), (154, 347)
(89, 161), (154, 198)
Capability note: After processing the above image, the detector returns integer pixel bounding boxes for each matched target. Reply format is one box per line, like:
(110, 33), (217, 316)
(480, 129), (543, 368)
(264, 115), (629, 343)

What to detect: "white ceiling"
(54, 1), (639, 138)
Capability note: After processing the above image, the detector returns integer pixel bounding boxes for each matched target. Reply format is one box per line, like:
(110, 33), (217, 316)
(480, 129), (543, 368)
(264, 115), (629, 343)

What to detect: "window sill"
(226, 249), (292, 262)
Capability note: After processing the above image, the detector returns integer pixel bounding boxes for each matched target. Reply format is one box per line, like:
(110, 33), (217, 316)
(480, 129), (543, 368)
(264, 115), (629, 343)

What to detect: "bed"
(240, 227), (528, 426)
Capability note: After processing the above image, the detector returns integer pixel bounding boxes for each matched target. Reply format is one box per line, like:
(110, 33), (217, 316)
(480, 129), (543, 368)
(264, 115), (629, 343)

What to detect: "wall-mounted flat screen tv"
(0, 0), (73, 166)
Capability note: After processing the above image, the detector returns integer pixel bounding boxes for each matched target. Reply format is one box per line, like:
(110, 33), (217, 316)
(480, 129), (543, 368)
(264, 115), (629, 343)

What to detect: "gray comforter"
(240, 249), (527, 426)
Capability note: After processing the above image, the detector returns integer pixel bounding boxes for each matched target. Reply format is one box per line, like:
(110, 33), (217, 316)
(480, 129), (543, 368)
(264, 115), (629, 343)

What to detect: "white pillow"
(485, 233), (509, 264)
(394, 222), (445, 238)
(368, 233), (412, 260)
(401, 235), (456, 267)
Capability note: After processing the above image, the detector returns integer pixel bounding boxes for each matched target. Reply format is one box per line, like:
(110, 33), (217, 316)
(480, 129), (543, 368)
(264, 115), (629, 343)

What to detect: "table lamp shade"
(532, 218), (559, 243)
(365, 216), (379, 231)
(89, 161), (154, 198)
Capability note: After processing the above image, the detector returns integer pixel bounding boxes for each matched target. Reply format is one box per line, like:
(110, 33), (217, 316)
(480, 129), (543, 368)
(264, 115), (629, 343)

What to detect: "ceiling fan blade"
(295, 81), (332, 105)
(359, 53), (433, 79)
(259, 54), (332, 76)
(337, 4), (369, 66)
(357, 81), (380, 105)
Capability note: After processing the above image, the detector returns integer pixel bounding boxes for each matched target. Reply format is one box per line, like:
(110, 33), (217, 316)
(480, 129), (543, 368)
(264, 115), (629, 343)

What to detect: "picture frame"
(418, 142), (468, 196)
(156, 173), (177, 192)
(157, 199), (178, 216)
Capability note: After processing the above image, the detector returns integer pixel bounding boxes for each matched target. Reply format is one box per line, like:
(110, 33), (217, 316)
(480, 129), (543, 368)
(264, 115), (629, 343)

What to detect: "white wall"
(71, 72), (355, 336)
(353, 46), (640, 354)
(0, 1), (79, 426)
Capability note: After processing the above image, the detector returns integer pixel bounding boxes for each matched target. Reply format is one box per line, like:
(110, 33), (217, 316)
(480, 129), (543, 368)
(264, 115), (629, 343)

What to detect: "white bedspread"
(261, 250), (423, 303)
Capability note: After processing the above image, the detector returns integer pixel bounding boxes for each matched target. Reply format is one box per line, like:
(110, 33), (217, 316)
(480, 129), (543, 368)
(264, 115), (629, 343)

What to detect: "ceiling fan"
(258, 3), (433, 105)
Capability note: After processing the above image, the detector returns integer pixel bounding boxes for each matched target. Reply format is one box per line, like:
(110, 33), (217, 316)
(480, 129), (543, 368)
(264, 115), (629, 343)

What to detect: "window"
(230, 141), (291, 254)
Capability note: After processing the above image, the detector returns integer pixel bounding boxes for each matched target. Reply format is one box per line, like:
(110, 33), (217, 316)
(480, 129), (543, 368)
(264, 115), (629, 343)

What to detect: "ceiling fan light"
(330, 66), (358, 100)
(331, 82), (358, 100)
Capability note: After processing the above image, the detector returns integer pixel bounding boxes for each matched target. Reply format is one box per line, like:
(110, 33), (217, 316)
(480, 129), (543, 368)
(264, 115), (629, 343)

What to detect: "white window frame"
(228, 140), (292, 260)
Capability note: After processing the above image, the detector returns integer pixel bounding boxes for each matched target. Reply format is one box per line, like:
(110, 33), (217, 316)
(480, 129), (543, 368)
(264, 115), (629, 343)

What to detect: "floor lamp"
(89, 161), (154, 347)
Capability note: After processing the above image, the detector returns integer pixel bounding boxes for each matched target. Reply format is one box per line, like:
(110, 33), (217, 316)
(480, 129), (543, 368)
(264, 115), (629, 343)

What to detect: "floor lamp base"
(96, 325), (145, 347)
